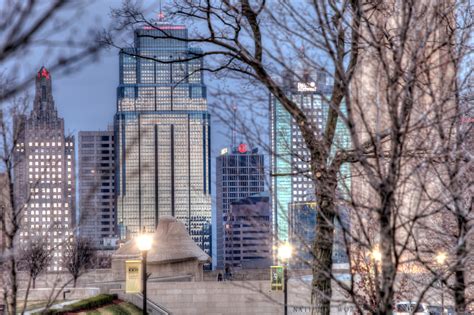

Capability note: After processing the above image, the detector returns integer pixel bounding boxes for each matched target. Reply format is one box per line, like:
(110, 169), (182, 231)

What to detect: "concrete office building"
(225, 194), (272, 269)
(114, 21), (211, 253)
(13, 67), (76, 271)
(78, 129), (116, 249)
(215, 144), (265, 269)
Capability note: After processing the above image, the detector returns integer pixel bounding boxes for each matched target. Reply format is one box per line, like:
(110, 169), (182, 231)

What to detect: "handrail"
(117, 291), (171, 315)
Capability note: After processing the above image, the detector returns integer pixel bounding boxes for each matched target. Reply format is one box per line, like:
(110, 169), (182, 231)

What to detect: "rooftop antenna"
(158, 0), (165, 21)
(231, 105), (237, 148)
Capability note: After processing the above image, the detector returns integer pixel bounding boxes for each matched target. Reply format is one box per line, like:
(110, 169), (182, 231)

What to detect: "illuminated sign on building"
(297, 82), (316, 92)
(238, 143), (248, 153)
(220, 147), (228, 155)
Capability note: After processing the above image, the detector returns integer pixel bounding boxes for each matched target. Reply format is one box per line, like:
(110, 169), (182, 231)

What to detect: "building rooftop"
(114, 216), (210, 264)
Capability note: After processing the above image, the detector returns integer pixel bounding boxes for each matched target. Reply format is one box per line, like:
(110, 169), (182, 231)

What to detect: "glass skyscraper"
(270, 70), (350, 242)
(115, 22), (211, 253)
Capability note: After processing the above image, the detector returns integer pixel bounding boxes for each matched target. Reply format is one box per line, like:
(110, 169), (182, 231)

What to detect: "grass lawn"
(80, 301), (142, 315)
(18, 300), (62, 312)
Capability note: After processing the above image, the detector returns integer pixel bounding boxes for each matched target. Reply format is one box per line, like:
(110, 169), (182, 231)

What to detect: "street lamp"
(278, 243), (293, 315)
(435, 252), (447, 265)
(371, 247), (382, 262)
(435, 252), (447, 313)
(136, 233), (153, 315)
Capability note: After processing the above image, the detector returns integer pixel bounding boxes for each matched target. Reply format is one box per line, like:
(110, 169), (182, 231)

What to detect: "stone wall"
(144, 280), (283, 315)
(15, 269), (119, 296)
(131, 279), (354, 315)
(18, 287), (100, 301)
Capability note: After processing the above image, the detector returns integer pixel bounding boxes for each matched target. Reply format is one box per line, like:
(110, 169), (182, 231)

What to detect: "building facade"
(78, 129), (116, 249)
(13, 67), (76, 270)
(225, 194), (272, 269)
(270, 70), (350, 242)
(115, 22), (211, 253)
(215, 144), (265, 269)
(288, 202), (349, 267)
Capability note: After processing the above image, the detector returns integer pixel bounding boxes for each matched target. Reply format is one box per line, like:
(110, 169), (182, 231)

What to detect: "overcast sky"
(46, 1), (234, 148)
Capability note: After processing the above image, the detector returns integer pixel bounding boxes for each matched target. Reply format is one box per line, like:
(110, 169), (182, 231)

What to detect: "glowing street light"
(136, 232), (153, 314)
(435, 252), (447, 266)
(277, 242), (293, 315)
(136, 233), (153, 252)
(371, 248), (382, 262)
(435, 251), (447, 312)
(277, 242), (293, 261)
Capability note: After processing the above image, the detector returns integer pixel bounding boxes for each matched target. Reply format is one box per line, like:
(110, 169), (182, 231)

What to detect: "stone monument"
(112, 216), (210, 281)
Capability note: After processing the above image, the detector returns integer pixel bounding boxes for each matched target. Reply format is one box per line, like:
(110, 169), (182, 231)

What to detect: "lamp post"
(136, 233), (153, 315)
(436, 252), (447, 313)
(278, 243), (293, 315)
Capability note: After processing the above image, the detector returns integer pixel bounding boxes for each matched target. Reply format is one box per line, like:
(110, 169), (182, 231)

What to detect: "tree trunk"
(453, 214), (468, 314)
(311, 169), (338, 315)
(20, 276), (32, 315)
(73, 277), (77, 288)
(376, 181), (396, 315)
(32, 277), (36, 289)
(377, 215), (395, 315)
(6, 251), (17, 315)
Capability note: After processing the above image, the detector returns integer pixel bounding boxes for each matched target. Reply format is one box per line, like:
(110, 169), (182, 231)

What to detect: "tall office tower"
(78, 129), (116, 249)
(225, 194), (272, 269)
(115, 22), (211, 253)
(215, 144), (265, 269)
(270, 70), (350, 241)
(13, 67), (76, 271)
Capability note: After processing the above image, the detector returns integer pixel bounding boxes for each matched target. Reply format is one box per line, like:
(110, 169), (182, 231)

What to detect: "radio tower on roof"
(158, 0), (165, 22)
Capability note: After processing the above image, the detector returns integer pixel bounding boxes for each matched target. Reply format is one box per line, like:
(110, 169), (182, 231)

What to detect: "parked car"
(444, 306), (457, 315)
(427, 305), (444, 315)
(394, 302), (430, 315)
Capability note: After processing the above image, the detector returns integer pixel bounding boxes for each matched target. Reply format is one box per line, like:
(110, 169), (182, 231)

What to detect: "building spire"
(232, 105), (237, 147)
(31, 66), (58, 123)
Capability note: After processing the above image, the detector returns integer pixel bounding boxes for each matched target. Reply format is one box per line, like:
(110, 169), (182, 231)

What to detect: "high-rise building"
(78, 129), (116, 249)
(270, 70), (350, 241)
(215, 144), (265, 269)
(13, 67), (76, 271)
(288, 202), (349, 267)
(225, 194), (272, 269)
(115, 22), (211, 253)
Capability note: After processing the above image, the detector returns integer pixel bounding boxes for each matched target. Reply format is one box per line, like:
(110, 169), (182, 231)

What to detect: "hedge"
(37, 293), (118, 315)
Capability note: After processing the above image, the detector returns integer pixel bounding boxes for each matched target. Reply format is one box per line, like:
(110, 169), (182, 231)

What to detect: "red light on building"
(238, 143), (247, 153)
(38, 67), (50, 80)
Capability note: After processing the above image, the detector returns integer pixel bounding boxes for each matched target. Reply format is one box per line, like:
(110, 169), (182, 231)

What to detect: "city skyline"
(0, 1), (470, 314)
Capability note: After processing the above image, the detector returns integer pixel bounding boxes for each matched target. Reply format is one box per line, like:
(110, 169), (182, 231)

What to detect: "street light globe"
(278, 243), (293, 261)
(436, 252), (447, 265)
(371, 248), (382, 262)
(136, 233), (153, 252)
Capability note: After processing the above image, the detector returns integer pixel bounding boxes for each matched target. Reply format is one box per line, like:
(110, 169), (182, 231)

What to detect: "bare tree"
(106, 0), (472, 314)
(0, 1), (116, 313)
(1, 95), (33, 315)
(61, 237), (95, 288)
(17, 237), (54, 314)
(107, 1), (361, 313)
